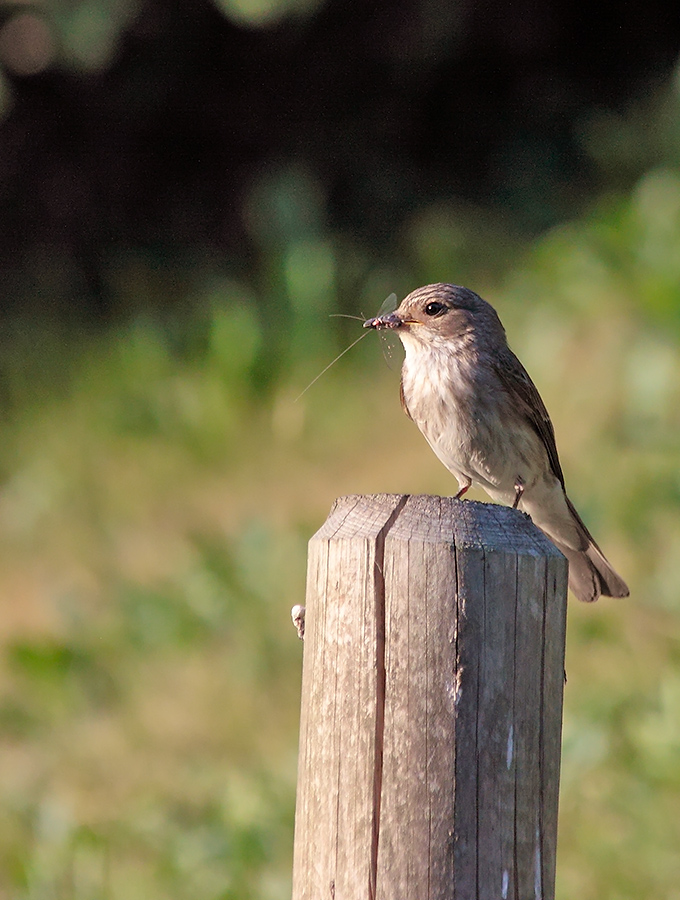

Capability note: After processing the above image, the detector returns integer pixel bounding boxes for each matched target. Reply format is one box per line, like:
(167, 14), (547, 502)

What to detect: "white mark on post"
(506, 724), (514, 769)
(451, 668), (463, 707)
(534, 826), (542, 900)
(502, 869), (509, 899)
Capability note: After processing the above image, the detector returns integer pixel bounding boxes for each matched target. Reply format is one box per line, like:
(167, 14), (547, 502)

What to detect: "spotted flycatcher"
(364, 283), (629, 603)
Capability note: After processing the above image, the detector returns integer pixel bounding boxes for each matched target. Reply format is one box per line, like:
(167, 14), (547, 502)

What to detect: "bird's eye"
(424, 301), (447, 317)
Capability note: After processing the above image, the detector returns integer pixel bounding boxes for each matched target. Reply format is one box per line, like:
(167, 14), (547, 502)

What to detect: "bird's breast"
(400, 342), (546, 498)
(401, 347), (480, 463)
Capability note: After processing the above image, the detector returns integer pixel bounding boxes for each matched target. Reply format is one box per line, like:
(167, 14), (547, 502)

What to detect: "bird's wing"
(400, 376), (413, 420)
(493, 349), (566, 487)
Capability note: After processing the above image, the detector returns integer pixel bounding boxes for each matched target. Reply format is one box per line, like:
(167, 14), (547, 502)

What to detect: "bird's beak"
(363, 312), (404, 330)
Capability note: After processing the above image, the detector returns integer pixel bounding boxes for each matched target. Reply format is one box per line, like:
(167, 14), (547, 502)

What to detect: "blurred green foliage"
(1, 151), (680, 898)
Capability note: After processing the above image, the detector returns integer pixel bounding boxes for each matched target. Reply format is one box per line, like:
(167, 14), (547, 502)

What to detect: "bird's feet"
(454, 479), (472, 500)
(512, 477), (525, 509)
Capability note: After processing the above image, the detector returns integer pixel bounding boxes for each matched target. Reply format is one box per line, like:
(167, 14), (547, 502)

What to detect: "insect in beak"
(363, 312), (403, 330)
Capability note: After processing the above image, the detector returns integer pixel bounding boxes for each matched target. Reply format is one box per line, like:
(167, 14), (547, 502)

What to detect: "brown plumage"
(364, 283), (628, 603)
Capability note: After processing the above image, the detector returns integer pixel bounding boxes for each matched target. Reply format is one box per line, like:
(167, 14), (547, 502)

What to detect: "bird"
(363, 282), (629, 603)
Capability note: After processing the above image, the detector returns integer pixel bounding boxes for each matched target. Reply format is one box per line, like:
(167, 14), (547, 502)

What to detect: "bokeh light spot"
(215, 0), (320, 28)
(0, 11), (55, 76)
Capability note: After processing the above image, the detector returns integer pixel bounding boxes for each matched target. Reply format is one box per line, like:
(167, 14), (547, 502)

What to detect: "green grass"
(1, 168), (680, 899)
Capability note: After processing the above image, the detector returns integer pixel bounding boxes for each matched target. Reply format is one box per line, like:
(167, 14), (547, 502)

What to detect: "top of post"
(311, 494), (565, 559)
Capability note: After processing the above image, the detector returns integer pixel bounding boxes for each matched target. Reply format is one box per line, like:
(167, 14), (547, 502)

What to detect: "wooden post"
(292, 494), (569, 900)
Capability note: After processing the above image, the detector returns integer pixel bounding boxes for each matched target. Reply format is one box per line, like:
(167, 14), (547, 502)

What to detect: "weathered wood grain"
(292, 495), (568, 900)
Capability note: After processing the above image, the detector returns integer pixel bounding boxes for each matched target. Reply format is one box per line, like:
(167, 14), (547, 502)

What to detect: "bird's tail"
(547, 497), (629, 603)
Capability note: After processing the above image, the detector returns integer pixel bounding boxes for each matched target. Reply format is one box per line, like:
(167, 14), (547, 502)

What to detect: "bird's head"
(363, 283), (505, 349)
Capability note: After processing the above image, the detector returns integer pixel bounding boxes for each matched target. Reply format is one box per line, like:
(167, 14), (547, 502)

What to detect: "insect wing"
(376, 292), (403, 370)
(378, 292), (398, 316)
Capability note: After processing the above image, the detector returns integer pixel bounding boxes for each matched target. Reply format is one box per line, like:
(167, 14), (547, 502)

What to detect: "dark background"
(1, 0), (679, 323)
